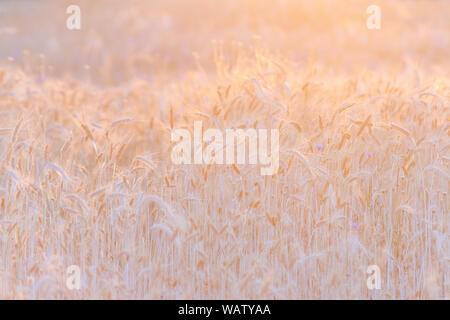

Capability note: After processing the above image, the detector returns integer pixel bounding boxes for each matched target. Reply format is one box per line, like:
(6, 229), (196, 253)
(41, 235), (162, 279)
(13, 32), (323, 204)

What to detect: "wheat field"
(0, 0), (448, 299)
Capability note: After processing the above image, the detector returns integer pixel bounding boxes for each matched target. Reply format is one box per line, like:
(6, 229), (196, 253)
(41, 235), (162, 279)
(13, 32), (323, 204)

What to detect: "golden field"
(0, 0), (448, 299)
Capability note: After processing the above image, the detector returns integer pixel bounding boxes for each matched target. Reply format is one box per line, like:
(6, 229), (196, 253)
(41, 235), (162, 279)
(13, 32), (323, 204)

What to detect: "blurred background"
(0, 0), (449, 84)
